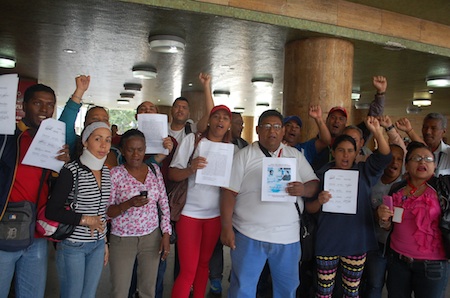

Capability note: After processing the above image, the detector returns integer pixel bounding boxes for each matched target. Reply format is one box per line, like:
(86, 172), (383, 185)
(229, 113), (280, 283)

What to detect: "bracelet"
(385, 125), (395, 132)
(71, 94), (83, 102)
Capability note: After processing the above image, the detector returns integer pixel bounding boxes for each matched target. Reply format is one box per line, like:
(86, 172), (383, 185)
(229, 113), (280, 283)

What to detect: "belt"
(392, 250), (427, 264)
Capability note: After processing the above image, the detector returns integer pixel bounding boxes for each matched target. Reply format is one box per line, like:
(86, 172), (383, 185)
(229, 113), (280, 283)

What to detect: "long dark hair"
(332, 134), (357, 151)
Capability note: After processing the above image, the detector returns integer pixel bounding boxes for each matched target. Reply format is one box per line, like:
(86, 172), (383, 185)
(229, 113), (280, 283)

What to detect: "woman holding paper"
(378, 141), (450, 298)
(169, 105), (232, 298)
(305, 116), (391, 297)
(46, 122), (112, 298)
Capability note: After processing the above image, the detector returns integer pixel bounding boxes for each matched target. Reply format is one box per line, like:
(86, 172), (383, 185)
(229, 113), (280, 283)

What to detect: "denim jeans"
(56, 239), (105, 298)
(362, 246), (387, 298)
(0, 238), (48, 298)
(228, 230), (300, 298)
(386, 252), (449, 298)
(155, 258), (166, 298)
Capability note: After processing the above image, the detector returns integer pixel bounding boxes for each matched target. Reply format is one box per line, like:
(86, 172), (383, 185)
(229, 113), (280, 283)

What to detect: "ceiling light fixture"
(413, 99), (432, 107)
(355, 102), (370, 110)
(256, 102), (270, 107)
(426, 76), (450, 88)
(117, 99), (130, 105)
(132, 66), (157, 79)
(0, 56), (16, 68)
(406, 106), (421, 114)
(252, 77), (273, 88)
(148, 35), (186, 53)
(63, 49), (77, 54)
(213, 90), (230, 98)
(234, 107), (245, 112)
(120, 92), (135, 99)
(351, 92), (360, 101)
(124, 83), (142, 91)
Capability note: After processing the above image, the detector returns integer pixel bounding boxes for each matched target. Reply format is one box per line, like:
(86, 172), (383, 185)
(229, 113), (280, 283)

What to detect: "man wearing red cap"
(311, 76), (387, 172)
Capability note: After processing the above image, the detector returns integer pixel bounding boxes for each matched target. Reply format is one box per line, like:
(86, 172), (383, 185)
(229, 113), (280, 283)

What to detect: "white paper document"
(195, 141), (234, 187)
(261, 157), (297, 202)
(323, 169), (359, 214)
(0, 74), (19, 135)
(138, 114), (169, 154)
(22, 118), (66, 172)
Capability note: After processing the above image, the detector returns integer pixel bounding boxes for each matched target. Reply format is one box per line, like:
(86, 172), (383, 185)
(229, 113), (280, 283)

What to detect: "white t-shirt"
(226, 142), (318, 244)
(170, 133), (220, 219)
(434, 141), (450, 176)
(168, 121), (198, 145)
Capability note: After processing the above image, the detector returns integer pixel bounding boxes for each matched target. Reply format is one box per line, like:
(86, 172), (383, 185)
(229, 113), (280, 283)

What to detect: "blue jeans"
(0, 238), (48, 298)
(228, 230), (300, 298)
(362, 246), (387, 298)
(155, 258), (166, 298)
(386, 252), (449, 298)
(56, 239), (105, 298)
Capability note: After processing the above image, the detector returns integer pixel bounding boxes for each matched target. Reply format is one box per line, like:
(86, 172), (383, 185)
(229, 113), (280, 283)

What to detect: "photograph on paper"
(261, 157), (297, 202)
(322, 169), (359, 214)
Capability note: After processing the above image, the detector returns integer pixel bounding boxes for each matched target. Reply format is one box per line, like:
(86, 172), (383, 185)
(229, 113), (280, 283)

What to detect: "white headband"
(82, 122), (111, 143)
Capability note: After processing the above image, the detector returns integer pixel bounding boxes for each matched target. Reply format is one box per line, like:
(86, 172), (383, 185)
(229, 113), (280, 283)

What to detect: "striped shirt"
(47, 160), (111, 242)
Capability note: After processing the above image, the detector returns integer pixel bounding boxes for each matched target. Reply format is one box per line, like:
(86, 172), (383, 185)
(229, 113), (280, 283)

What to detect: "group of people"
(1, 73), (450, 298)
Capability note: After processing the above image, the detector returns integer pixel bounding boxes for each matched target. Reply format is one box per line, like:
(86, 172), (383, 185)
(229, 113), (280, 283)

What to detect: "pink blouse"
(390, 186), (446, 260)
(108, 164), (171, 237)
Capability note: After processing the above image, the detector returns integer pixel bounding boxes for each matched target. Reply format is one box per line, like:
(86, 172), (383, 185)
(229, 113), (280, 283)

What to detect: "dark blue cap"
(283, 115), (302, 128)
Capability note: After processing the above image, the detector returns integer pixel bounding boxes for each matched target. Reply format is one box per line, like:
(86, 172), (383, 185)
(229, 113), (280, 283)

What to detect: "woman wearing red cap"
(169, 105), (232, 298)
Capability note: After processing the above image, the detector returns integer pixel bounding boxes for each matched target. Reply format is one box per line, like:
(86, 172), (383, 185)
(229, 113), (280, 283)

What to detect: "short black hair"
(172, 97), (189, 107)
(332, 134), (357, 151)
(23, 84), (56, 103)
(258, 109), (283, 126)
(119, 129), (145, 149)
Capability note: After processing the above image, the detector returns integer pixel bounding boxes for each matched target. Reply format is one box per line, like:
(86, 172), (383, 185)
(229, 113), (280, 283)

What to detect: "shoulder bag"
(0, 170), (47, 251)
(36, 168), (79, 241)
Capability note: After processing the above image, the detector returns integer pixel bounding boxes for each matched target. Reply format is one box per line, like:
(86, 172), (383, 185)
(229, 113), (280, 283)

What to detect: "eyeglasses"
(259, 123), (282, 131)
(408, 155), (434, 163)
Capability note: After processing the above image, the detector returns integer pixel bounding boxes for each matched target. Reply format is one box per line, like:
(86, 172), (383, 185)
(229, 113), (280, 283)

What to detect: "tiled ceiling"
(1, 0), (450, 118)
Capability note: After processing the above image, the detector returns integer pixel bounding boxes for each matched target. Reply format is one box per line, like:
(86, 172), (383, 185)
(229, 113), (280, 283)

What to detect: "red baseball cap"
(210, 105), (232, 118)
(328, 106), (348, 118)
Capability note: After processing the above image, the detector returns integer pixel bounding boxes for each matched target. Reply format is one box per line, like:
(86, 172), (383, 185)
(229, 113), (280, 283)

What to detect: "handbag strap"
(70, 167), (79, 209)
(189, 132), (201, 163)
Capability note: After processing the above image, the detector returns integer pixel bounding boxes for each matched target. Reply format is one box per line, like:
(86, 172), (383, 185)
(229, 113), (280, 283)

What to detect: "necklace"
(407, 179), (427, 196)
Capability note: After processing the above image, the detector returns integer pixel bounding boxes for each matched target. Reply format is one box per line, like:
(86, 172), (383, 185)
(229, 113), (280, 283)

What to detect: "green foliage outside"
(109, 109), (137, 134)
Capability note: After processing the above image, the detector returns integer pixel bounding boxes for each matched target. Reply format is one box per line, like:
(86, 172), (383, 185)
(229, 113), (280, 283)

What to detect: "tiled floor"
(44, 243), (231, 298)
(44, 242), (450, 298)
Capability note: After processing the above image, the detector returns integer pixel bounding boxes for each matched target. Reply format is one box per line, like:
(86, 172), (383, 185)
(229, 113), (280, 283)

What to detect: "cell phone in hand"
(140, 191), (148, 198)
(383, 195), (393, 211)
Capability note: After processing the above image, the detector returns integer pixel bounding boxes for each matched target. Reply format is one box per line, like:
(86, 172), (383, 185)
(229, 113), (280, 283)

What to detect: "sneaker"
(210, 279), (222, 294)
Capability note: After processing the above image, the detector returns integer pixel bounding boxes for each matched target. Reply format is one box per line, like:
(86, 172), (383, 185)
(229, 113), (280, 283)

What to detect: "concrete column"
(283, 37), (354, 142)
(242, 115), (254, 143)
